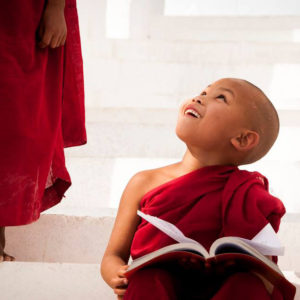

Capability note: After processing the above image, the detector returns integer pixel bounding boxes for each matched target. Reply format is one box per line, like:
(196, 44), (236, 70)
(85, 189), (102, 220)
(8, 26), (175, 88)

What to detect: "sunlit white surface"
(110, 158), (178, 208)
(265, 126), (300, 162)
(165, 0), (300, 15)
(293, 29), (300, 42)
(106, 0), (131, 39)
(242, 126), (300, 213)
(242, 160), (300, 213)
(62, 0), (300, 216)
(269, 64), (300, 110)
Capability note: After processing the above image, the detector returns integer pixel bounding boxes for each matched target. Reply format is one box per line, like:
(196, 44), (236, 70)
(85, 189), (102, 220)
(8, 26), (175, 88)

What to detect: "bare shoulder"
(102, 162), (180, 262)
(128, 162), (180, 199)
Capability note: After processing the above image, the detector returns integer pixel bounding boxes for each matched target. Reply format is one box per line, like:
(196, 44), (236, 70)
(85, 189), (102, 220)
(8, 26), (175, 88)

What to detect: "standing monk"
(0, 0), (86, 261)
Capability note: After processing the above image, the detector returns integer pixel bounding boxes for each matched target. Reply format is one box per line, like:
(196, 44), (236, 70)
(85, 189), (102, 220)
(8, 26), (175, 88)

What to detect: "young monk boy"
(101, 78), (288, 299)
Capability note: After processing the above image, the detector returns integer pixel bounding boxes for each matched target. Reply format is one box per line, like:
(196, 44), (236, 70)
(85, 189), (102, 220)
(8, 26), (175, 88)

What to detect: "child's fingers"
(111, 277), (128, 288)
(117, 265), (129, 277)
(121, 264), (129, 270)
(117, 270), (126, 277)
(113, 286), (127, 296)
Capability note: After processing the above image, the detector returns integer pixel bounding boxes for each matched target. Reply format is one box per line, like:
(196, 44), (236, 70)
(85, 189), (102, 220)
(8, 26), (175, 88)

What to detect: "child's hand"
(111, 265), (129, 299)
(37, 3), (67, 49)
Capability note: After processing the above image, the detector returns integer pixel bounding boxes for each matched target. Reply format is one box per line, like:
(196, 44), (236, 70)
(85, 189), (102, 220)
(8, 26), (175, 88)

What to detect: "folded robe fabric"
(131, 165), (285, 260)
(0, 0), (86, 226)
(124, 268), (282, 300)
(129, 166), (288, 299)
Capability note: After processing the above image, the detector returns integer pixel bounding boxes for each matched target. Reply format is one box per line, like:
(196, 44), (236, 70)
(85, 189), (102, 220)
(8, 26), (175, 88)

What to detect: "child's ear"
(230, 130), (260, 152)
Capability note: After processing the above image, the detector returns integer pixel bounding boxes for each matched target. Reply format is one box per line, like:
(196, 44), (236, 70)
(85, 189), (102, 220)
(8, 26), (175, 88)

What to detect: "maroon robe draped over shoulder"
(0, 0), (86, 226)
(127, 165), (289, 300)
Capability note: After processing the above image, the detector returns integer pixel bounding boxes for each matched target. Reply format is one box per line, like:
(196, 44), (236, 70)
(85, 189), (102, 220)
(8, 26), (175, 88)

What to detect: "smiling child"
(101, 78), (287, 300)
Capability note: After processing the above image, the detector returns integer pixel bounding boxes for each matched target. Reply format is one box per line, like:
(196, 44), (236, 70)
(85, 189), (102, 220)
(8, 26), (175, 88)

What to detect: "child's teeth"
(185, 109), (200, 118)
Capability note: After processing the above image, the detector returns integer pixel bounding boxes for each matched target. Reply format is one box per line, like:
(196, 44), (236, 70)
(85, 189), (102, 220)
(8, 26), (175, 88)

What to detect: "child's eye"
(200, 91), (206, 96)
(217, 94), (227, 102)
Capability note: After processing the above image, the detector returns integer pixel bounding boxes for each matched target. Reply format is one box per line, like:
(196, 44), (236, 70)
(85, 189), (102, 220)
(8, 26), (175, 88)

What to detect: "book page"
(137, 210), (200, 245)
(240, 223), (284, 256)
(137, 211), (284, 256)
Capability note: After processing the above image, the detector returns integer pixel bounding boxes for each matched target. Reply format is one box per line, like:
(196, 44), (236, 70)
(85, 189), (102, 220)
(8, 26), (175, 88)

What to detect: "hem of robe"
(40, 170), (72, 215)
(64, 139), (87, 149)
(0, 167), (71, 227)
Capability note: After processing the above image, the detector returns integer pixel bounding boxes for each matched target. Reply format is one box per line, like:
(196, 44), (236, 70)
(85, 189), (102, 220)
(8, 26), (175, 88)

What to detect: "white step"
(164, 0), (300, 16)
(64, 120), (300, 163)
(77, 0), (106, 40)
(84, 107), (300, 127)
(0, 262), (114, 300)
(76, 0), (300, 42)
(81, 40), (300, 110)
(5, 214), (300, 271)
(82, 39), (300, 65)
(56, 156), (300, 212)
(65, 119), (300, 159)
(76, 1), (300, 110)
(130, 0), (300, 42)
(136, 16), (300, 42)
(83, 58), (300, 110)
(0, 262), (298, 300)
(6, 215), (113, 264)
(50, 157), (178, 211)
(65, 120), (185, 158)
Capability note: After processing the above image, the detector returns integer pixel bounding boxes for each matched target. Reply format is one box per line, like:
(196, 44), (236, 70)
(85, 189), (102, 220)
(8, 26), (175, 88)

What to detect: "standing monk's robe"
(125, 165), (288, 300)
(0, 0), (86, 226)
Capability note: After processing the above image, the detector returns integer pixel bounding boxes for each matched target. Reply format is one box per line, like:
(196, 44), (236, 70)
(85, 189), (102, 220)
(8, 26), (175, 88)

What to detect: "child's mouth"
(184, 108), (200, 118)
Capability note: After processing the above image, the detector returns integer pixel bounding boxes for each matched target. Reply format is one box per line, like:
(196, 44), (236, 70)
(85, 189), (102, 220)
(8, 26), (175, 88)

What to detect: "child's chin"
(175, 126), (193, 144)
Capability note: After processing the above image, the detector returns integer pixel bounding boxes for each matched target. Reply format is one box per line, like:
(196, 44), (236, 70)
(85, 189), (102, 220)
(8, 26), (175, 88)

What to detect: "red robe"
(0, 0), (86, 226)
(126, 165), (290, 299)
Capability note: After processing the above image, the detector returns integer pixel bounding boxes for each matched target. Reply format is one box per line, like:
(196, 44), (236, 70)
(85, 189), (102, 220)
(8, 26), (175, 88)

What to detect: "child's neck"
(179, 148), (233, 173)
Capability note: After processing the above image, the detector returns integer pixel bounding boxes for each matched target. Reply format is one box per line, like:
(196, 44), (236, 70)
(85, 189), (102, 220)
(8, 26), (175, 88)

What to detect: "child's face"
(176, 78), (252, 153)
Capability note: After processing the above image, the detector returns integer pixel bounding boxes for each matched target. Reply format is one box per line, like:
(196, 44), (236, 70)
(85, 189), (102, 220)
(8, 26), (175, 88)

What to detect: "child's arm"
(101, 172), (149, 298)
(37, 0), (67, 48)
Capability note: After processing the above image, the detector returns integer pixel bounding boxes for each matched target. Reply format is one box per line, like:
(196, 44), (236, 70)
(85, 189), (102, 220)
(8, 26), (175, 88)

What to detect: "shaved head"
(238, 79), (279, 164)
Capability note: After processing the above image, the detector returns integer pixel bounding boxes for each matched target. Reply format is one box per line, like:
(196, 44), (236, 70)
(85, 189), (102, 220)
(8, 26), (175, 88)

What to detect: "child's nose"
(192, 97), (202, 105)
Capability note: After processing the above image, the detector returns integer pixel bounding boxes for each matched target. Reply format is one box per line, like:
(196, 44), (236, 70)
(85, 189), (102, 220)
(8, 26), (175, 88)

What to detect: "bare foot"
(0, 227), (15, 262)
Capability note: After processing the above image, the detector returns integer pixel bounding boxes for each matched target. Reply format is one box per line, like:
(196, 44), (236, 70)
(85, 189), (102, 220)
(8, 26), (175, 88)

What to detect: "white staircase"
(2, 214), (300, 299)
(2, 0), (300, 299)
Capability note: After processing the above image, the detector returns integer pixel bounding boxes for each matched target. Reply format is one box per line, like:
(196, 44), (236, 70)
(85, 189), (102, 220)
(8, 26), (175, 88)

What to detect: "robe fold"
(0, 0), (86, 226)
(128, 165), (290, 299)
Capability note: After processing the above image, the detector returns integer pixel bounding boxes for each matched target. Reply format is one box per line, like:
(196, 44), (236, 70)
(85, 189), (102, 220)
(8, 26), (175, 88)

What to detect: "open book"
(125, 211), (296, 300)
